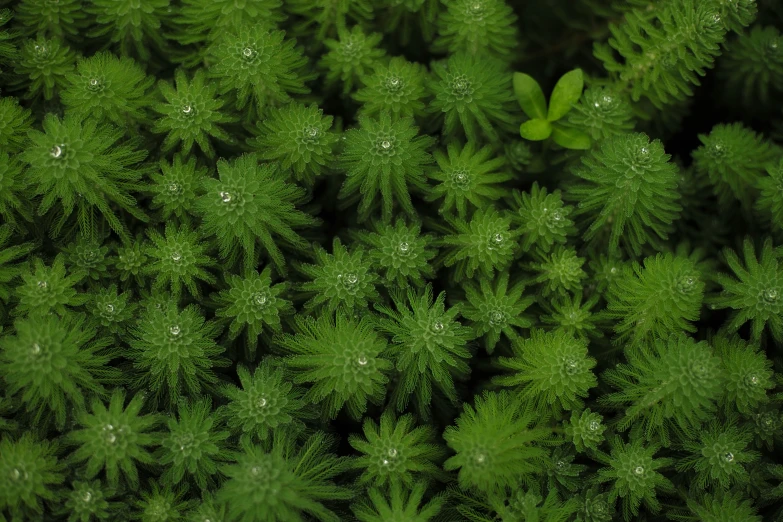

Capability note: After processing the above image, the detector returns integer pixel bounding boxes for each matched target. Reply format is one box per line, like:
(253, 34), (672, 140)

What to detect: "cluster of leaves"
(1, 0), (783, 521)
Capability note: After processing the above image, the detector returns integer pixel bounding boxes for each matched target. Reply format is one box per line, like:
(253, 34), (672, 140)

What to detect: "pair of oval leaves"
(514, 68), (590, 150)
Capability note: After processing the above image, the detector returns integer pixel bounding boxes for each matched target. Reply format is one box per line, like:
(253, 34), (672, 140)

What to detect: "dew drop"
(388, 76), (400, 87)
(489, 311), (503, 324)
(475, 453), (485, 464)
(344, 273), (358, 285)
(610, 267), (617, 274)
(492, 233), (504, 244)
(254, 293), (267, 306)
(588, 420), (600, 431)
(31, 343), (41, 355)
(381, 140), (391, 149)
(556, 460), (566, 470)
(602, 94), (613, 105)
(724, 452), (734, 462)
(10, 469), (20, 480)
(397, 242), (410, 253)
(388, 448), (397, 457)
(307, 126), (319, 137)
(257, 397), (267, 408)
(82, 491), (92, 502)
(181, 104), (192, 114)
(242, 47), (254, 58)
(357, 355), (368, 366)
(640, 146), (649, 156)
(50, 145), (62, 158)
(251, 466), (260, 476)
(89, 78), (99, 87)
(747, 374), (759, 386)
(593, 101), (600, 108)
(105, 304), (114, 313)
(169, 325), (181, 336)
(382, 459), (389, 465)
(105, 433), (116, 444)
(552, 209), (563, 222)
(171, 252), (182, 262)
(432, 321), (444, 332)
(220, 191), (232, 203)
(168, 183), (180, 193)
(763, 288), (779, 303)
(38, 280), (48, 289)
(634, 466), (644, 475)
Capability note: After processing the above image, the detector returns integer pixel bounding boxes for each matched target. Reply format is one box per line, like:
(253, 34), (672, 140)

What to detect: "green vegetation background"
(1, 0), (783, 520)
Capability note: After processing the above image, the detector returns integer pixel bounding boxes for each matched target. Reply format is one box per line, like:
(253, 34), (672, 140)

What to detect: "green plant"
(459, 271), (534, 354)
(0, 313), (119, 430)
(276, 312), (393, 420)
(514, 68), (591, 150)
(320, 24), (385, 95)
(213, 267), (293, 359)
(338, 111), (435, 222)
(567, 132), (682, 256)
(348, 409), (445, 488)
(207, 23), (311, 112)
(353, 57), (429, 121)
(432, 0), (519, 59)
(216, 432), (352, 522)
(142, 223), (216, 299)
(439, 207), (519, 282)
(494, 328), (597, 413)
(218, 360), (312, 442)
(61, 51), (154, 126)
(127, 300), (228, 408)
(195, 153), (317, 273)
(21, 113), (149, 240)
(351, 481), (444, 522)
(443, 390), (553, 495)
(66, 388), (161, 489)
(0, 434), (65, 520)
(151, 68), (237, 158)
(374, 285), (473, 416)
(158, 398), (232, 490)
(425, 141), (511, 219)
(352, 218), (437, 287)
(601, 333), (724, 446)
(511, 182), (576, 253)
(296, 237), (380, 314)
(594, 437), (674, 520)
(249, 102), (339, 186)
(430, 51), (517, 143)
(710, 237), (783, 342)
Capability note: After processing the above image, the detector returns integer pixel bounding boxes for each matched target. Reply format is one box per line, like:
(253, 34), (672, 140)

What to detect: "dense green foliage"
(1, 0), (783, 521)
